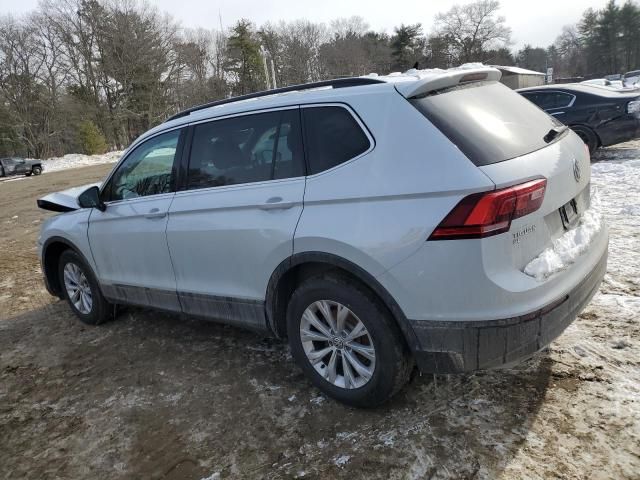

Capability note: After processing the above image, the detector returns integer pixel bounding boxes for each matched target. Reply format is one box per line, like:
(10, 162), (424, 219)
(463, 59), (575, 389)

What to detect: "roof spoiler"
(394, 67), (502, 99)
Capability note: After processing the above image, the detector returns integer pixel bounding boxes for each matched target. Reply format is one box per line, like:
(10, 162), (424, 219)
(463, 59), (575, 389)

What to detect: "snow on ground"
(37, 150), (122, 173)
(591, 140), (640, 295)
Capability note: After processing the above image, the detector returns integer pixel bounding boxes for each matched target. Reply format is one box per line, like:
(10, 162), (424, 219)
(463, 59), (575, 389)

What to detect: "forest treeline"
(1, 0), (639, 158)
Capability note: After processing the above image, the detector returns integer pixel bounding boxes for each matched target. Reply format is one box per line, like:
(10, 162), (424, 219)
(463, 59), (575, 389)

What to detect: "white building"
(492, 66), (546, 89)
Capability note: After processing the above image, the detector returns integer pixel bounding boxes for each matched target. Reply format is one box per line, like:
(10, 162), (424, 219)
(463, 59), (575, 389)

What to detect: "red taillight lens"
(429, 178), (547, 240)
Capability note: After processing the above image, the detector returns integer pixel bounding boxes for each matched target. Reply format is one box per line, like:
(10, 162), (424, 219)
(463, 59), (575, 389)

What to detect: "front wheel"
(287, 274), (411, 407)
(58, 250), (111, 325)
(32, 166), (42, 175)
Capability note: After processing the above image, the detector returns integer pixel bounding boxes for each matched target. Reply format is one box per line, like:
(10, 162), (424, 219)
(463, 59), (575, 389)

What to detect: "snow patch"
(37, 150), (123, 173)
(524, 192), (604, 281)
(333, 455), (351, 467)
(200, 473), (220, 480)
(366, 63), (495, 83)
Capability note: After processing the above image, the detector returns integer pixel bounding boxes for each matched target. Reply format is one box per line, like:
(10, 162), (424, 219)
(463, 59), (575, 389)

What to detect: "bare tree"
(434, 0), (511, 63)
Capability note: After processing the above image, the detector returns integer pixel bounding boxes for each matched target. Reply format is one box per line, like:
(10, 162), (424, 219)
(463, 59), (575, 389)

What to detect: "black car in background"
(517, 84), (640, 154)
(0, 157), (43, 177)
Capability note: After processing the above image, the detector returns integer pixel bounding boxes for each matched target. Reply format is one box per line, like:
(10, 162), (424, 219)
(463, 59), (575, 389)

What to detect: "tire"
(286, 273), (412, 407)
(25, 172), (31, 176)
(58, 250), (111, 325)
(32, 166), (42, 175)
(571, 125), (599, 156)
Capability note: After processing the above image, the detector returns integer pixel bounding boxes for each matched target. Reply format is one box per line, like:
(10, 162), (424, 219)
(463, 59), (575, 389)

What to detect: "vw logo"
(573, 158), (581, 182)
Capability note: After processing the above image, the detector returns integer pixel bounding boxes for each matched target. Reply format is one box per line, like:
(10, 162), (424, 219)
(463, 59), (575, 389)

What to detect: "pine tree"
(77, 120), (107, 155)
(225, 20), (265, 95)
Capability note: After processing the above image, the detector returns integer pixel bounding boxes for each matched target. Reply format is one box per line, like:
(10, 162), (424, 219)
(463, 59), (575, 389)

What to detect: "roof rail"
(165, 77), (386, 122)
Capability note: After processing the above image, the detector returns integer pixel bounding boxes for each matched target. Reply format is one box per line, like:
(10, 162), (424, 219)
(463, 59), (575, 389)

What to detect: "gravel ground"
(0, 142), (638, 479)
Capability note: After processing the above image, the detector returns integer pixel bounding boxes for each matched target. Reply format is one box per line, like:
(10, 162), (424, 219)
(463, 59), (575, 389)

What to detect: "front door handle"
(145, 208), (166, 219)
(259, 197), (295, 210)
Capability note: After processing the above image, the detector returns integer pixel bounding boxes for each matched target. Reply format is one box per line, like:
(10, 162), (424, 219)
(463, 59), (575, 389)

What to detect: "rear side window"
(302, 106), (370, 174)
(187, 109), (304, 190)
(522, 91), (574, 110)
(410, 82), (562, 166)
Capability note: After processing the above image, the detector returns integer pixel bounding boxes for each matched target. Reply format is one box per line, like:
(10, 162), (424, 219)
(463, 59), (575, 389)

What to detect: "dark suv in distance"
(0, 157), (43, 177)
(517, 84), (640, 154)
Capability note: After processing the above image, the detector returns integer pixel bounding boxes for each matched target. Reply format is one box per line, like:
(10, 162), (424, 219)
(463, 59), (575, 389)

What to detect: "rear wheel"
(286, 274), (411, 407)
(32, 166), (42, 175)
(571, 125), (599, 156)
(58, 250), (111, 325)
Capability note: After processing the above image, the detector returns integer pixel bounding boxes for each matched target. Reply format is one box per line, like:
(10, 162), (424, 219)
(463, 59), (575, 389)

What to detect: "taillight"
(584, 142), (590, 161)
(429, 179), (547, 240)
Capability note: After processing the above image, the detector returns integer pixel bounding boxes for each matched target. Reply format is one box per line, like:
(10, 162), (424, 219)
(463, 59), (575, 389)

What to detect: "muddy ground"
(0, 149), (638, 479)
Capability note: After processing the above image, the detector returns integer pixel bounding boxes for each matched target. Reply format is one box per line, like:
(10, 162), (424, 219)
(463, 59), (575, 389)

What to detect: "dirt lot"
(1, 147), (638, 480)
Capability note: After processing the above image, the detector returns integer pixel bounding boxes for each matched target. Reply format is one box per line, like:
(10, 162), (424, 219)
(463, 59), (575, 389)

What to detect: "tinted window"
(105, 130), (180, 201)
(187, 109), (304, 190)
(529, 91), (574, 110)
(302, 106), (370, 174)
(410, 82), (563, 166)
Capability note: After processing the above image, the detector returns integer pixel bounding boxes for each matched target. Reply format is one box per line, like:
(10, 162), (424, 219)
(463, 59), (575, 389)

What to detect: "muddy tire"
(571, 125), (599, 156)
(286, 273), (411, 407)
(58, 250), (111, 325)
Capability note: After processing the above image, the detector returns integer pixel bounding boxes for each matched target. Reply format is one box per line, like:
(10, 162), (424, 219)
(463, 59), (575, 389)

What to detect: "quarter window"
(526, 92), (574, 110)
(104, 129), (180, 202)
(187, 109), (304, 190)
(302, 106), (371, 175)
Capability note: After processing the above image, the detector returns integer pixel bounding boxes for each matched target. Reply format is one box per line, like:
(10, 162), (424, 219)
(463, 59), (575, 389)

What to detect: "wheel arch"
(42, 236), (94, 298)
(265, 252), (420, 351)
(569, 123), (601, 149)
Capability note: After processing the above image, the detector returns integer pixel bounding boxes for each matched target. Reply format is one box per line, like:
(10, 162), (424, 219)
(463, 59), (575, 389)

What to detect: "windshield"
(409, 81), (562, 166)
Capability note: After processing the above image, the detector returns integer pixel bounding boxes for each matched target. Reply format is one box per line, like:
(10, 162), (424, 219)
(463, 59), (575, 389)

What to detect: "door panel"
(167, 179), (304, 326)
(15, 160), (28, 174)
(88, 194), (180, 310)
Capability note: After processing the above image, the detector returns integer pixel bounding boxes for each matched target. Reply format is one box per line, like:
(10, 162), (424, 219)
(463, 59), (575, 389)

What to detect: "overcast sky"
(2, 0), (609, 49)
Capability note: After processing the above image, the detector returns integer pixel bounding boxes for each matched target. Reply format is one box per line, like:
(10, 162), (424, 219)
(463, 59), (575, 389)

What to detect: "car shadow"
(1, 301), (553, 479)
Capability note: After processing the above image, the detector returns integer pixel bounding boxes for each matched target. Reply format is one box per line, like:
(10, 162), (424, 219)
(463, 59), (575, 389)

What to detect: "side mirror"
(78, 186), (106, 211)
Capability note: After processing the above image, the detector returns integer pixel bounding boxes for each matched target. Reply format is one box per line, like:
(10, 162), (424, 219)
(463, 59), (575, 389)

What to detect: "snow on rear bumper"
(410, 241), (607, 373)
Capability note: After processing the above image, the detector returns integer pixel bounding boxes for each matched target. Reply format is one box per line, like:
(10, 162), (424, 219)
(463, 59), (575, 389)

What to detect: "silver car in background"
(37, 66), (608, 406)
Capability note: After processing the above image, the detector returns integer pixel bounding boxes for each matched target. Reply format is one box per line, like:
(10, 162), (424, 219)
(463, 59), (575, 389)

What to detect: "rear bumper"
(410, 244), (608, 373)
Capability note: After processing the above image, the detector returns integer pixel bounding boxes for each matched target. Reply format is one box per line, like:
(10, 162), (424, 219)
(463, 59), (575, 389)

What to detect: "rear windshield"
(409, 81), (561, 166)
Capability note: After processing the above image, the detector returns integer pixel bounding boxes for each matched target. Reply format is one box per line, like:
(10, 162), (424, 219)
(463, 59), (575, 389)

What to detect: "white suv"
(38, 66), (608, 407)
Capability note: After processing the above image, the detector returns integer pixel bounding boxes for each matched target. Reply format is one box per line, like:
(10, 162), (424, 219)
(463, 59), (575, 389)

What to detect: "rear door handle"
(259, 196), (295, 210)
(145, 208), (166, 219)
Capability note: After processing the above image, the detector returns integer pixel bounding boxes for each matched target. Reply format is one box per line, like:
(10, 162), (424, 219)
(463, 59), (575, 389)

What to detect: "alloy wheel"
(299, 300), (376, 389)
(63, 262), (93, 315)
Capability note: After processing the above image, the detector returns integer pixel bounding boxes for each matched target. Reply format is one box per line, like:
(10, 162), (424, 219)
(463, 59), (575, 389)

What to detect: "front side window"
(302, 106), (371, 175)
(104, 129), (180, 202)
(187, 109), (304, 190)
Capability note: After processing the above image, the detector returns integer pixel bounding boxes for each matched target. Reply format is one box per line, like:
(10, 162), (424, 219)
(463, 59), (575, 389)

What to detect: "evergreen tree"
(77, 120), (107, 155)
(225, 20), (265, 95)
(390, 24), (425, 71)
